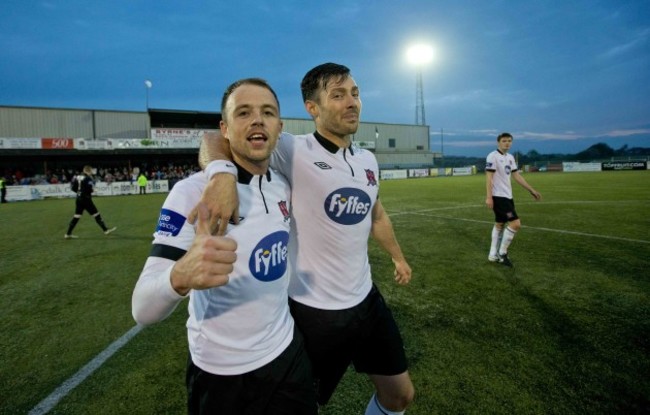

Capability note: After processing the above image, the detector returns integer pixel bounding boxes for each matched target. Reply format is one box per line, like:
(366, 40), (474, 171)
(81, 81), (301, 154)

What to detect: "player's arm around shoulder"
(370, 199), (412, 285)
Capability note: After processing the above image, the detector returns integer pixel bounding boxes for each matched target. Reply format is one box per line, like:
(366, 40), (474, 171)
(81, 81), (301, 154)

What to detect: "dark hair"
(497, 132), (513, 141)
(220, 78), (280, 115)
(300, 63), (351, 103)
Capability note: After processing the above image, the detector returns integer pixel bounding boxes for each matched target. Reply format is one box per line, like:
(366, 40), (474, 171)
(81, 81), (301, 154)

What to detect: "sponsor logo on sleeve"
(249, 231), (290, 282)
(324, 187), (372, 225)
(155, 208), (186, 237)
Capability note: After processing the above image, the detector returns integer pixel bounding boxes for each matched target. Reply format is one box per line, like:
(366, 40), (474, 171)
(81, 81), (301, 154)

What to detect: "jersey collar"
(234, 161), (271, 184)
(313, 131), (355, 156)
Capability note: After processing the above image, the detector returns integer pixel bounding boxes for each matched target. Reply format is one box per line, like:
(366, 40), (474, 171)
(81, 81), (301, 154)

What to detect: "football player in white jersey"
(485, 132), (542, 267)
(194, 63), (414, 415)
(132, 78), (317, 415)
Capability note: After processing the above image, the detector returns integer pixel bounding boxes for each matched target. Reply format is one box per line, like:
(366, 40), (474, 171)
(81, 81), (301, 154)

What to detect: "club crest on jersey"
(155, 208), (185, 237)
(505, 165), (512, 175)
(324, 187), (371, 225)
(365, 169), (377, 186)
(249, 231), (289, 282)
(278, 200), (290, 222)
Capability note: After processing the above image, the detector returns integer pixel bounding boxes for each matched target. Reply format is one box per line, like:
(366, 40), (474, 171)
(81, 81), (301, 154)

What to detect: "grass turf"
(1, 171), (648, 414)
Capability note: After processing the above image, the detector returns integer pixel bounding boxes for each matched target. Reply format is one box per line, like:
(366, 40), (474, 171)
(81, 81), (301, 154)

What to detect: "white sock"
(498, 227), (517, 255)
(489, 225), (503, 257)
(365, 393), (405, 415)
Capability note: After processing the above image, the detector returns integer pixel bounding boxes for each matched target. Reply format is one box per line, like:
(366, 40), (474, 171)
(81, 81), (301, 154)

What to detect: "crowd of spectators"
(0, 162), (201, 187)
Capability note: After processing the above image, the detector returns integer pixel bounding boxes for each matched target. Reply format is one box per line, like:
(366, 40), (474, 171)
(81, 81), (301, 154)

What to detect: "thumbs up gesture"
(170, 203), (238, 295)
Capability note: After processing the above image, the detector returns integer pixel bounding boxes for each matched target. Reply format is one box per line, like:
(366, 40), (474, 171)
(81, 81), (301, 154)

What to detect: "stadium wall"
(5, 180), (169, 202)
(0, 106), (436, 171)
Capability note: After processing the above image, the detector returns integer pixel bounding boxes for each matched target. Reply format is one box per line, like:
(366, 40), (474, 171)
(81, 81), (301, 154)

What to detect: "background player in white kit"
(132, 78), (316, 415)
(195, 63), (415, 415)
(485, 132), (542, 267)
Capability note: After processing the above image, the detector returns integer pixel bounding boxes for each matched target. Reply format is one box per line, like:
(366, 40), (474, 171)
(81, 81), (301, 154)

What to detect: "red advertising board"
(41, 138), (74, 149)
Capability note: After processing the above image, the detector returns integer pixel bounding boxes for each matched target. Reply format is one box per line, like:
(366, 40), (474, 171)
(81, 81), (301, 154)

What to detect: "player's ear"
(304, 100), (319, 119)
(219, 120), (229, 139)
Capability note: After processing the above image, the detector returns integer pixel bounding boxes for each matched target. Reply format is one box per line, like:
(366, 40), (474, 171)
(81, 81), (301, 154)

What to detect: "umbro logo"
(314, 162), (332, 170)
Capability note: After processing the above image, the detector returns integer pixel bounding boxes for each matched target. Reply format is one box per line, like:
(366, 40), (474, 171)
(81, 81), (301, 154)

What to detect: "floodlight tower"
(144, 79), (153, 138)
(406, 44), (434, 126)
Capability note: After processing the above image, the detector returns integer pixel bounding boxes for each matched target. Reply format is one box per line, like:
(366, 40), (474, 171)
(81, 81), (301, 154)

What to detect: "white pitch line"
(397, 210), (650, 244)
(29, 324), (143, 415)
(28, 200), (648, 414)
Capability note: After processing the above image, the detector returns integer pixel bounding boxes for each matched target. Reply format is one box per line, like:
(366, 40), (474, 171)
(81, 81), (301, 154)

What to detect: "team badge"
(278, 200), (290, 222)
(365, 169), (377, 186)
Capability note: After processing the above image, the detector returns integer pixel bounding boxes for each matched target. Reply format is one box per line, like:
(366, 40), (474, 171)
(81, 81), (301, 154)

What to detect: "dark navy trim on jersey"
(235, 161), (271, 185)
(314, 130), (353, 154)
(314, 130), (356, 176)
(149, 243), (187, 261)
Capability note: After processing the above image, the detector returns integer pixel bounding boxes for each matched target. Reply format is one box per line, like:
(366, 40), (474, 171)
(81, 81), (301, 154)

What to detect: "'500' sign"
(42, 138), (74, 149)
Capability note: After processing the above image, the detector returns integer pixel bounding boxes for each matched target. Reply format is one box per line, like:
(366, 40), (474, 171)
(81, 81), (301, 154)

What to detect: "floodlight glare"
(406, 44), (434, 66)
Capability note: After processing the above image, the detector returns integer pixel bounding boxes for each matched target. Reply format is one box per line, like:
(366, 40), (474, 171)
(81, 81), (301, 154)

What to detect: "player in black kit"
(64, 165), (117, 239)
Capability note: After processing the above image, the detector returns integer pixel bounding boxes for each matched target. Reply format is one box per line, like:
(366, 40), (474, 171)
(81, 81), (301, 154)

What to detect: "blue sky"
(1, 0), (649, 157)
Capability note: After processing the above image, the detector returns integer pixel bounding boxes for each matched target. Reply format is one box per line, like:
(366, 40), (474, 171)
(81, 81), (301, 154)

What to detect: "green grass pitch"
(1, 171), (648, 414)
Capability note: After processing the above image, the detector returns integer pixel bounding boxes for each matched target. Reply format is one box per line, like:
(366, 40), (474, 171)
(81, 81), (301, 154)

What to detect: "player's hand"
(171, 204), (237, 295)
(485, 197), (494, 209)
(530, 190), (542, 201)
(187, 173), (240, 236)
(393, 258), (412, 285)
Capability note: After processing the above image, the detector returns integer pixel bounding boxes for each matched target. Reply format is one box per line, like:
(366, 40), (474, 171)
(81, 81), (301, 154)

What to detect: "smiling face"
(306, 74), (361, 143)
(220, 82), (283, 174)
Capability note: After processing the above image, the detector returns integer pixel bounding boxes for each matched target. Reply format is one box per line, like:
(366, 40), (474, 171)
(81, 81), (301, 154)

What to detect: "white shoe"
(488, 254), (499, 262)
(104, 227), (117, 235)
(64, 234), (79, 239)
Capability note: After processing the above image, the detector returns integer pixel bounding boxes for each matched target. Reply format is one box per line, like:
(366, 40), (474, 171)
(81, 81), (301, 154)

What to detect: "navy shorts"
(74, 195), (99, 216)
(289, 284), (408, 405)
(492, 196), (519, 223)
(186, 328), (317, 415)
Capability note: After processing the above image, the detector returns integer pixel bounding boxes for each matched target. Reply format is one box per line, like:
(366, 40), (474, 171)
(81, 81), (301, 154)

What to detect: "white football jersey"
(132, 168), (294, 375)
(270, 132), (379, 310)
(485, 150), (517, 199)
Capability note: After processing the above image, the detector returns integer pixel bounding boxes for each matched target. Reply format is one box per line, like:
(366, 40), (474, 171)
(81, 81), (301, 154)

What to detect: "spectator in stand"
(1, 176), (7, 203)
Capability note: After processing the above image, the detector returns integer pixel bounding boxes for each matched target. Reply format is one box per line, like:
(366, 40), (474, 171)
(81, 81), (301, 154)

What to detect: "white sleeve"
(131, 177), (200, 325)
(270, 132), (295, 178)
(485, 152), (496, 171)
(132, 257), (186, 326)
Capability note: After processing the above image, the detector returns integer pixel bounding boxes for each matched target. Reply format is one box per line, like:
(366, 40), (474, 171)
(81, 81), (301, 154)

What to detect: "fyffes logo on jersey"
(249, 231), (289, 282)
(324, 187), (372, 225)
